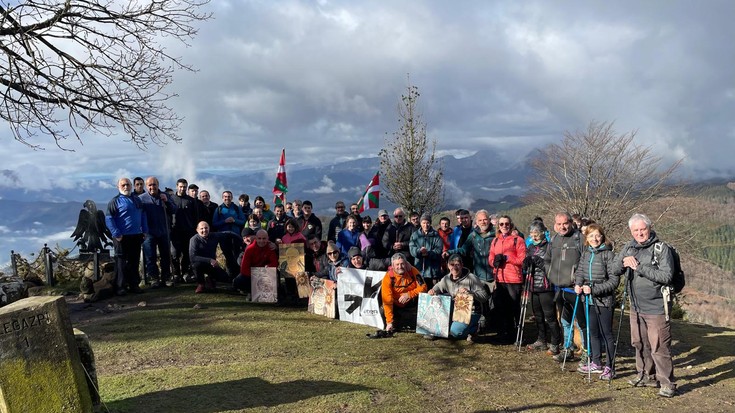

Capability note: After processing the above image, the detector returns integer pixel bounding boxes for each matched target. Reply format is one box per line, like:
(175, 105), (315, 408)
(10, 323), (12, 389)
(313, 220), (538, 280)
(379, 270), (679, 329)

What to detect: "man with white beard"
(106, 177), (148, 295)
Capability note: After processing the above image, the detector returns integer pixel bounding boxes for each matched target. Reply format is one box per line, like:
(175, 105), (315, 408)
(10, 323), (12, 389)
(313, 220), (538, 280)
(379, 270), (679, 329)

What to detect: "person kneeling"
(381, 253), (427, 332)
(429, 254), (489, 341)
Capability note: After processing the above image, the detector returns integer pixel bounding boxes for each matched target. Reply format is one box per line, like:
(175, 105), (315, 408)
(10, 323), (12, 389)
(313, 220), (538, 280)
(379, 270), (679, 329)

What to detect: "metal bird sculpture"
(70, 200), (112, 252)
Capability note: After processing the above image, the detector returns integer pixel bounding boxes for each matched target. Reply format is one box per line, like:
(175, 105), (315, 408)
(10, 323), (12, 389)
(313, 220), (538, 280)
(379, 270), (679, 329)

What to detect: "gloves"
(522, 256), (534, 271)
(532, 255), (545, 268)
(492, 254), (507, 268)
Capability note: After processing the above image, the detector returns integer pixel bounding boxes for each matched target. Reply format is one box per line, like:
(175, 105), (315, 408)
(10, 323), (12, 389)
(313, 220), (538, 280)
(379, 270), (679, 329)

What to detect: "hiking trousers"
(629, 309), (676, 388)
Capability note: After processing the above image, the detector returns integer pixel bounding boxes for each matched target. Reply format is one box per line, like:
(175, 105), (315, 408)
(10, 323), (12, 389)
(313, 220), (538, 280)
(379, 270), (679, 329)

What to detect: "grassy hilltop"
(68, 285), (734, 413)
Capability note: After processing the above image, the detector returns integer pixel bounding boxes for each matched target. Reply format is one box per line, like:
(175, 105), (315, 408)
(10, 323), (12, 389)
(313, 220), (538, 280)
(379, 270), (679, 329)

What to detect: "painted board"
(308, 278), (337, 319)
(452, 292), (474, 325)
(416, 293), (451, 338)
(251, 267), (277, 303)
(279, 244), (309, 298)
(337, 268), (386, 330)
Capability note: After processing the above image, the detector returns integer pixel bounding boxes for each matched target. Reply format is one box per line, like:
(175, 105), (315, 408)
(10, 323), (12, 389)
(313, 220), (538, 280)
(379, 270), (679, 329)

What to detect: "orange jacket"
(381, 266), (427, 324)
(488, 234), (526, 284)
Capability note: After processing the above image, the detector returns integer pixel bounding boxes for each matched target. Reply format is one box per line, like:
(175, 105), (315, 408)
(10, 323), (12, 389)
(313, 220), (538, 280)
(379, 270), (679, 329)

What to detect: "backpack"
(652, 242), (685, 294)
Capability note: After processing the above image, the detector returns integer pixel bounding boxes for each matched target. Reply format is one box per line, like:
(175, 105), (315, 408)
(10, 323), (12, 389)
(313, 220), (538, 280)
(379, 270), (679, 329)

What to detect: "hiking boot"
(526, 340), (547, 351)
(628, 373), (659, 388)
(658, 385), (676, 398)
(577, 362), (603, 374)
(466, 334), (475, 344)
(553, 348), (575, 363)
(129, 286), (144, 294)
(195, 283), (205, 294)
(423, 334), (437, 341)
(546, 344), (560, 356)
(150, 280), (162, 289)
(600, 366), (616, 380)
(577, 350), (589, 368)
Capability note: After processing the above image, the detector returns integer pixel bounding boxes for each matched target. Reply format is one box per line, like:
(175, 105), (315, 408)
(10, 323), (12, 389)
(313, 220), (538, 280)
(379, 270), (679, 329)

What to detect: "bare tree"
(380, 82), (444, 214)
(0, 0), (211, 149)
(529, 121), (682, 241)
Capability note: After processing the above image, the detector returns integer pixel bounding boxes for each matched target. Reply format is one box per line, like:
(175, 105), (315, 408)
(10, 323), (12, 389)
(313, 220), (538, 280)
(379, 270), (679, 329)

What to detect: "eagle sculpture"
(70, 200), (112, 252)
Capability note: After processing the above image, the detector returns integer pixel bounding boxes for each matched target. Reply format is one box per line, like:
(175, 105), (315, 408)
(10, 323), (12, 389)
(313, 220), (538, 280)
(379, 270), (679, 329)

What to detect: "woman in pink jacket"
(488, 215), (526, 343)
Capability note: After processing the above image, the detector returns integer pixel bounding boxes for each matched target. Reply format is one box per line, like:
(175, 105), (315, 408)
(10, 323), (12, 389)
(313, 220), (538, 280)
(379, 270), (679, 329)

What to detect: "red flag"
(356, 171), (380, 213)
(272, 149), (287, 205)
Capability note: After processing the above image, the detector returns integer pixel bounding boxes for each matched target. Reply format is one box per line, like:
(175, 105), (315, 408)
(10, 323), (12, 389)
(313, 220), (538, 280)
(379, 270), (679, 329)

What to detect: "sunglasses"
(498, 222), (511, 227)
(394, 215), (404, 218)
(327, 251), (339, 256)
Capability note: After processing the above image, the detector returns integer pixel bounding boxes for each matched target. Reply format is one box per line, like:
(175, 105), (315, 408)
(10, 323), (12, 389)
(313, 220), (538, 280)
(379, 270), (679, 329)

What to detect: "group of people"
(104, 176), (678, 398)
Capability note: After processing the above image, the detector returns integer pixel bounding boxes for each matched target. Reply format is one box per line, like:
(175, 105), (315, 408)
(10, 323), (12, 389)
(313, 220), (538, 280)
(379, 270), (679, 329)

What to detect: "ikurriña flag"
(272, 149), (287, 205)
(356, 171), (380, 213)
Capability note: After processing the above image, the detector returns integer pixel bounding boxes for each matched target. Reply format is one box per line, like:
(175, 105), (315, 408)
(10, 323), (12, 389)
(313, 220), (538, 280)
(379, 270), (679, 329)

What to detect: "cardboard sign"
(416, 293), (451, 337)
(337, 268), (386, 330)
(251, 267), (277, 303)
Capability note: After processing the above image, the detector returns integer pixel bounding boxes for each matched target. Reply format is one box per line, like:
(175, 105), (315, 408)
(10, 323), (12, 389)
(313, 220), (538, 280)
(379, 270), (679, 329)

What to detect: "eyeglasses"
(394, 215), (404, 218)
(498, 222), (511, 227)
(327, 251), (339, 256)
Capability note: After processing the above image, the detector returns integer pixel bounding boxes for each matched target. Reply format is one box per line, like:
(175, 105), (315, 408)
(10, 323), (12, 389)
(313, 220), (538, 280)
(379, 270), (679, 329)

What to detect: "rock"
(73, 328), (100, 409)
(0, 296), (93, 413)
(0, 275), (28, 308)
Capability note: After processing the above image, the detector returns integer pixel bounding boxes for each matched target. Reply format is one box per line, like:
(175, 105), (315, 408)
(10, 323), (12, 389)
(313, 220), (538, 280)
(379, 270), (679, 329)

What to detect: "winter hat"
(348, 246), (362, 259)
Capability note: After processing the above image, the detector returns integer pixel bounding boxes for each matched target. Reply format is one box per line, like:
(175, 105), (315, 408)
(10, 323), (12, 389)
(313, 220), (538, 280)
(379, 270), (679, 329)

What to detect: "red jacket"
(488, 234), (526, 284)
(240, 242), (278, 277)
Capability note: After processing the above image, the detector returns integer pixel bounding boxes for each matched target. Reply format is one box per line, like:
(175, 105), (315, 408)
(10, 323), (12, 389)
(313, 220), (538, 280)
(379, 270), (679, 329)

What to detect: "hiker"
(574, 224), (619, 380)
(428, 254), (488, 341)
(546, 212), (586, 363)
(611, 213), (677, 397)
(381, 253), (427, 332)
(189, 221), (241, 294)
(488, 215), (526, 344)
(524, 221), (561, 355)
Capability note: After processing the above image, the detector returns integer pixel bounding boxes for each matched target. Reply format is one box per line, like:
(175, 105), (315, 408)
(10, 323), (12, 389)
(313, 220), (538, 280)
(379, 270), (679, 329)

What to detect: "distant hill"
(0, 151), (529, 260)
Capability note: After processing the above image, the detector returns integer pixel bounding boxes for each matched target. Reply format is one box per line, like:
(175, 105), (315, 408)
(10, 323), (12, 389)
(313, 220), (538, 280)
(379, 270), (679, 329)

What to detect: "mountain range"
(0, 149), (532, 263)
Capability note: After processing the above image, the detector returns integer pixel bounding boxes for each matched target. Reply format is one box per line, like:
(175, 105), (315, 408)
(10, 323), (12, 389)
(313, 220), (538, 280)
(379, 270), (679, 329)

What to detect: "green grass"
(67, 285), (735, 413)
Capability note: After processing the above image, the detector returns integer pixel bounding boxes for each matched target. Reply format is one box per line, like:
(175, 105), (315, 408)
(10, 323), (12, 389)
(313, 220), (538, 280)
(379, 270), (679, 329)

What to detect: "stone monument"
(0, 296), (93, 413)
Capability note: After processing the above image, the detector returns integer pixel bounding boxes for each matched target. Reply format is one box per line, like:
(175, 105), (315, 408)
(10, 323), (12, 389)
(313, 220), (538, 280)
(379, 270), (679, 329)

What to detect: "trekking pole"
(516, 271), (531, 351)
(561, 293), (580, 371)
(610, 270), (629, 385)
(584, 293), (591, 382)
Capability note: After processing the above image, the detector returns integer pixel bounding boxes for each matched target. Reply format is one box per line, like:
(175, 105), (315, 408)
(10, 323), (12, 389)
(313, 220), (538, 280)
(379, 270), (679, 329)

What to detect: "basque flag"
(272, 149), (288, 205)
(356, 171), (380, 213)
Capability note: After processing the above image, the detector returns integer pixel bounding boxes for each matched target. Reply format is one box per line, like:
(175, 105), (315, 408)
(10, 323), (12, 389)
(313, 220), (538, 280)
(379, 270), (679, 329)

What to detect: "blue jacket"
(336, 228), (361, 256)
(106, 193), (148, 238)
(212, 203), (246, 234)
(449, 225), (473, 250)
(139, 192), (176, 237)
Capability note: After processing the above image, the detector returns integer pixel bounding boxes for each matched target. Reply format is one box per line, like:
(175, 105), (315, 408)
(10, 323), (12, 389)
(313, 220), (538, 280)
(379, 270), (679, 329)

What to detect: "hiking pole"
(561, 293), (580, 371)
(516, 271), (531, 351)
(584, 293), (591, 382)
(610, 270), (629, 385)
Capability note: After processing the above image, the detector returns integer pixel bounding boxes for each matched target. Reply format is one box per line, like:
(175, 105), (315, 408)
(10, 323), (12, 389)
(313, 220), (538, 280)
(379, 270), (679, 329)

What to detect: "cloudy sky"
(1, 0), (733, 193)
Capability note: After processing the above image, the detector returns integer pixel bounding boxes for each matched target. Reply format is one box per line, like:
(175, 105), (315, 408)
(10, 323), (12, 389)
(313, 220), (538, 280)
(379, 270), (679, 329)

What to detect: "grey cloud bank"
(1, 0), (733, 193)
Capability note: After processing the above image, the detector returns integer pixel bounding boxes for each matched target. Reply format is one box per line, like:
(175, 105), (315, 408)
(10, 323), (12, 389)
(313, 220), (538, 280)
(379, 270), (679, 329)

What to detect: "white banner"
(337, 268), (386, 330)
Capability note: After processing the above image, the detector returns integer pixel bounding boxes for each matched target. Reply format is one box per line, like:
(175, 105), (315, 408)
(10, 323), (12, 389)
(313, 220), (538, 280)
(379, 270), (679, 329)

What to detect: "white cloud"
(305, 175), (336, 194)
